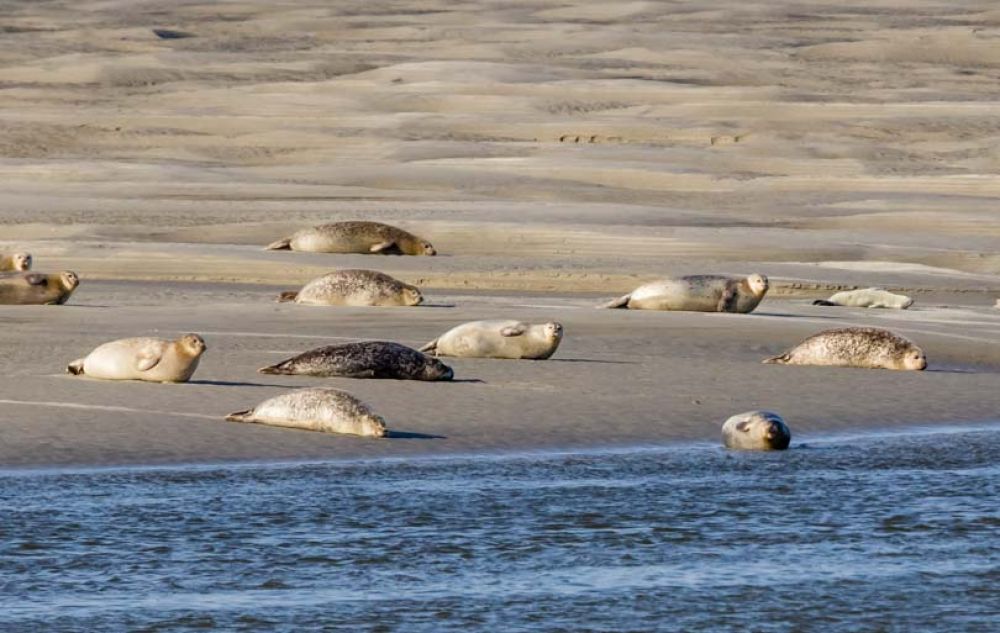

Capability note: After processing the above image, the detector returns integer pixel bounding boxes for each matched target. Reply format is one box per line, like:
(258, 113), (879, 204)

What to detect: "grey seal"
(67, 334), (207, 383)
(420, 320), (563, 360)
(277, 269), (423, 307)
(226, 387), (388, 437)
(599, 274), (768, 313)
(0, 271), (79, 305)
(260, 341), (454, 380)
(763, 327), (927, 371)
(722, 411), (791, 451)
(813, 288), (914, 309)
(266, 221), (436, 255)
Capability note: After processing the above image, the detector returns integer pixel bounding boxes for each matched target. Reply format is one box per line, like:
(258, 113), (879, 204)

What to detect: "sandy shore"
(2, 1), (999, 467)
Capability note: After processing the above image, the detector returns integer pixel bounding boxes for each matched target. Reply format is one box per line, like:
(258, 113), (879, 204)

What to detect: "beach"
(2, 0), (1000, 468)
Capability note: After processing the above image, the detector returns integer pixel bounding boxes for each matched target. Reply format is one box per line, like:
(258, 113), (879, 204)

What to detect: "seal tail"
(597, 294), (630, 309)
(225, 410), (253, 422)
(812, 299), (836, 306)
(276, 291), (298, 303)
(418, 340), (437, 354)
(265, 237), (291, 250)
(67, 359), (85, 375)
(762, 353), (792, 365)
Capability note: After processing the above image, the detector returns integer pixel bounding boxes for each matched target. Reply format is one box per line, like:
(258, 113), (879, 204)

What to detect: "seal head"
(722, 411), (791, 451)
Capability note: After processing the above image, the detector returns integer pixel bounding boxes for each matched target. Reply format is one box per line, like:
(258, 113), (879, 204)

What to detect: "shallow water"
(2, 427), (998, 632)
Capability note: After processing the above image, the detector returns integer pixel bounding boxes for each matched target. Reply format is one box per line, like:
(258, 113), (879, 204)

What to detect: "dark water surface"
(1, 426), (998, 632)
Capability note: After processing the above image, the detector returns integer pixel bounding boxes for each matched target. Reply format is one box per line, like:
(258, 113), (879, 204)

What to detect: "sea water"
(1, 426), (998, 631)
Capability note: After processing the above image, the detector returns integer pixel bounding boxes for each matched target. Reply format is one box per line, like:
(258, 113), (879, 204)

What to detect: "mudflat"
(1, 0), (999, 467)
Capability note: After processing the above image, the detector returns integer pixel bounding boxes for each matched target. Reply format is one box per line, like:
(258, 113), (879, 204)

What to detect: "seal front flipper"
(762, 353), (791, 364)
(718, 284), (739, 312)
(369, 241), (400, 254)
(25, 273), (47, 286)
(597, 294), (631, 309)
(418, 339), (438, 354)
(499, 323), (528, 337)
(134, 348), (163, 372)
(266, 237), (292, 250)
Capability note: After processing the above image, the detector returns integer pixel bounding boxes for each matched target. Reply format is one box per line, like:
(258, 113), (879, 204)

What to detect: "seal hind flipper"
(67, 359), (85, 375)
(812, 299), (836, 306)
(276, 291), (298, 303)
(258, 363), (290, 375)
(597, 294), (631, 309)
(762, 353), (791, 365)
(225, 410), (253, 422)
(266, 237), (292, 250)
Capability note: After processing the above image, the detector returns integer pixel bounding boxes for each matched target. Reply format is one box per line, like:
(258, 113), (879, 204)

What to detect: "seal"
(813, 288), (913, 309)
(67, 334), (207, 383)
(225, 387), (388, 437)
(266, 221), (436, 256)
(419, 320), (563, 360)
(722, 411), (791, 451)
(277, 269), (423, 307)
(763, 327), (927, 371)
(0, 271), (79, 305)
(598, 274), (769, 313)
(0, 252), (31, 272)
(260, 341), (454, 381)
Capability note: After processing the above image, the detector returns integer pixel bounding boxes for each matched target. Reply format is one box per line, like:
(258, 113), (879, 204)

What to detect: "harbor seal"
(266, 221), (436, 256)
(419, 320), (563, 360)
(722, 411), (791, 451)
(226, 387), (388, 437)
(277, 269), (423, 307)
(67, 334), (207, 383)
(813, 288), (914, 309)
(0, 252), (31, 272)
(599, 274), (769, 313)
(763, 327), (927, 371)
(260, 341), (454, 381)
(0, 271), (79, 305)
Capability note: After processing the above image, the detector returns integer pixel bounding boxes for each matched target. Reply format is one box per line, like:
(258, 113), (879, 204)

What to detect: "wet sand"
(2, 1), (1000, 467)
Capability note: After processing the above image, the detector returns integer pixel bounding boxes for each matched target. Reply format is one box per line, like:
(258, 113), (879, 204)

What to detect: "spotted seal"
(277, 269), (423, 307)
(763, 327), (927, 371)
(599, 274), (769, 313)
(67, 334), (207, 383)
(0, 253), (31, 272)
(722, 411), (791, 451)
(0, 271), (79, 305)
(260, 341), (454, 380)
(226, 387), (388, 437)
(420, 320), (563, 360)
(266, 221), (436, 255)
(813, 288), (914, 309)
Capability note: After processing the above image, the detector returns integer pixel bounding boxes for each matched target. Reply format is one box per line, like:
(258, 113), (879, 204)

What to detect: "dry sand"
(1, 0), (999, 467)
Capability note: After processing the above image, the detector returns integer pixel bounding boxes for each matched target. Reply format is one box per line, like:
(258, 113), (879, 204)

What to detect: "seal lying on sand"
(813, 288), (913, 309)
(0, 271), (79, 305)
(599, 274), (769, 313)
(266, 221), (436, 255)
(0, 253), (31, 272)
(260, 341), (454, 380)
(226, 387), (388, 437)
(763, 327), (927, 371)
(722, 411), (791, 451)
(277, 270), (423, 307)
(420, 320), (563, 360)
(67, 334), (207, 383)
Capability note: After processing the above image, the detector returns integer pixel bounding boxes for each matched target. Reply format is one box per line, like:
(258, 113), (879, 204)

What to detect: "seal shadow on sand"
(187, 379), (294, 388)
(385, 430), (446, 440)
(548, 358), (637, 365)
